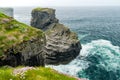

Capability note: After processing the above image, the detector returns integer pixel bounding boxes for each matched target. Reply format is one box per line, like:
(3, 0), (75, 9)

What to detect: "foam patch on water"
(46, 39), (120, 78)
(46, 59), (88, 76)
(82, 39), (120, 70)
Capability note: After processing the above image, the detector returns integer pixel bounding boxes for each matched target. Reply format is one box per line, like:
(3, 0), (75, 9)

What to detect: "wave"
(46, 39), (120, 80)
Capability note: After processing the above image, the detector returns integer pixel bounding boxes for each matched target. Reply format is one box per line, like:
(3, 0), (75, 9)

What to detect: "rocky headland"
(0, 7), (81, 67)
(31, 8), (81, 65)
(0, 12), (46, 67)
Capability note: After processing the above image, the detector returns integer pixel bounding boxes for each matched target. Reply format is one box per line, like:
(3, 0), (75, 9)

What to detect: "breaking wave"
(47, 39), (120, 80)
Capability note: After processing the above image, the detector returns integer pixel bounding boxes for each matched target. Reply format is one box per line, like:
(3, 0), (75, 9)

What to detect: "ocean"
(14, 7), (120, 80)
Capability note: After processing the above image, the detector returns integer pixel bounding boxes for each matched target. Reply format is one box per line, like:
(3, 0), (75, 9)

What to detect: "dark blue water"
(55, 7), (120, 47)
(14, 7), (120, 80)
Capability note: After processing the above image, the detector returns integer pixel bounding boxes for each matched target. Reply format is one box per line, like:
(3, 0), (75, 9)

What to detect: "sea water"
(14, 7), (120, 80)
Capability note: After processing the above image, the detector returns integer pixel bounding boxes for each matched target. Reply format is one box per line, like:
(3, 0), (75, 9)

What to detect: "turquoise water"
(14, 7), (120, 80)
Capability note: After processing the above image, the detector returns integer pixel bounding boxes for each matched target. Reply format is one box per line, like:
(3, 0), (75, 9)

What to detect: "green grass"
(32, 7), (54, 14)
(0, 67), (19, 80)
(0, 67), (76, 80)
(0, 12), (45, 56)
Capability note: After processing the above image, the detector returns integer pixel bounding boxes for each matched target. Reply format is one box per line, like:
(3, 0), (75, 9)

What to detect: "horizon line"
(1, 5), (120, 8)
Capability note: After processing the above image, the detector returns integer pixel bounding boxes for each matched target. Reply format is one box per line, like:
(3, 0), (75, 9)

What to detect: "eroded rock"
(31, 8), (82, 65)
(2, 37), (46, 67)
(45, 23), (81, 64)
(0, 13), (46, 67)
(31, 8), (58, 30)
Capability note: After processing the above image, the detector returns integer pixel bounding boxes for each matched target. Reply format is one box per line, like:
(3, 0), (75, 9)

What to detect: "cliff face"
(45, 23), (81, 64)
(31, 8), (58, 30)
(0, 12), (46, 67)
(0, 7), (81, 66)
(31, 8), (82, 65)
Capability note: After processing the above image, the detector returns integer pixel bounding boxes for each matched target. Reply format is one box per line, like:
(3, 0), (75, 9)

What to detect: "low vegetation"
(0, 12), (44, 56)
(0, 66), (76, 80)
(32, 7), (55, 14)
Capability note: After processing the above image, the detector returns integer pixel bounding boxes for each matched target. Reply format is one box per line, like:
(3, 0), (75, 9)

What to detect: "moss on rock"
(32, 7), (55, 14)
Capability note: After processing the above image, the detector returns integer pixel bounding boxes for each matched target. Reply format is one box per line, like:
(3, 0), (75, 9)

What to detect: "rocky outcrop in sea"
(31, 8), (81, 65)
(31, 8), (59, 30)
(0, 7), (81, 67)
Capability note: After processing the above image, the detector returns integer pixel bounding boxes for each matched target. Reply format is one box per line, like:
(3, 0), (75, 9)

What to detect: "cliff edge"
(0, 12), (46, 66)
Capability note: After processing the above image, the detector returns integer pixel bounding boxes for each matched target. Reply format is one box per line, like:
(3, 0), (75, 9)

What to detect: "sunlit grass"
(0, 12), (45, 56)
(0, 66), (76, 80)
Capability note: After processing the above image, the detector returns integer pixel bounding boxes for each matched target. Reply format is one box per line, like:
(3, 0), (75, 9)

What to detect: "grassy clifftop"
(32, 7), (55, 14)
(0, 67), (76, 80)
(0, 12), (44, 56)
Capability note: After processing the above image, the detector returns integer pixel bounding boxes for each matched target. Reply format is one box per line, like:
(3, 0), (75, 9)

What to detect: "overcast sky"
(0, 0), (120, 7)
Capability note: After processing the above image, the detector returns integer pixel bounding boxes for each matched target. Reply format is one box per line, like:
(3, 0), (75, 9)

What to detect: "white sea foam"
(46, 39), (120, 77)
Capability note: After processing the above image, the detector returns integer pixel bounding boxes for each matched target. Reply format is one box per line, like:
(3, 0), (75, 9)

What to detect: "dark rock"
(31, 8), (82, 65)
(31, 8), (58, 30)
(0, 12), (46, 67)
(0, 33), (46, 67)
(45, 23), (81, 64)
(0, 7), (81, 67)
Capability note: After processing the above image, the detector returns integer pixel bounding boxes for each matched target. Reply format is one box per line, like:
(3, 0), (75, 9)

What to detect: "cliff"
(0, 8), (83, 80)
(31, 8), (81, 64)
(0, 7), (81, 66)
(0, 12), (46, 66)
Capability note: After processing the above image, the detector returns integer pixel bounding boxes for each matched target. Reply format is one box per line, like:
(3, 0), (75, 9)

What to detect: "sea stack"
(31, 8), (59, 30)
(31, 8), (82, 65)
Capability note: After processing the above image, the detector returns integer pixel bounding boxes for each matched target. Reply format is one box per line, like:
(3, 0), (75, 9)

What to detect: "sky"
(0, 0), (120, 7)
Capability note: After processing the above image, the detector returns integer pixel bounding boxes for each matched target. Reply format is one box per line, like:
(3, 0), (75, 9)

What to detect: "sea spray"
(47, 39), (120, 80)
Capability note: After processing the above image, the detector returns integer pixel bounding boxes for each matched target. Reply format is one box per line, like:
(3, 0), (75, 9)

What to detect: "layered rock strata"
(31, 8), (82, 65)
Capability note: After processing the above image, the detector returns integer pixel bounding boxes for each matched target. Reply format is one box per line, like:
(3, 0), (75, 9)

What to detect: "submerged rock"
(31, 8), (82, 65)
